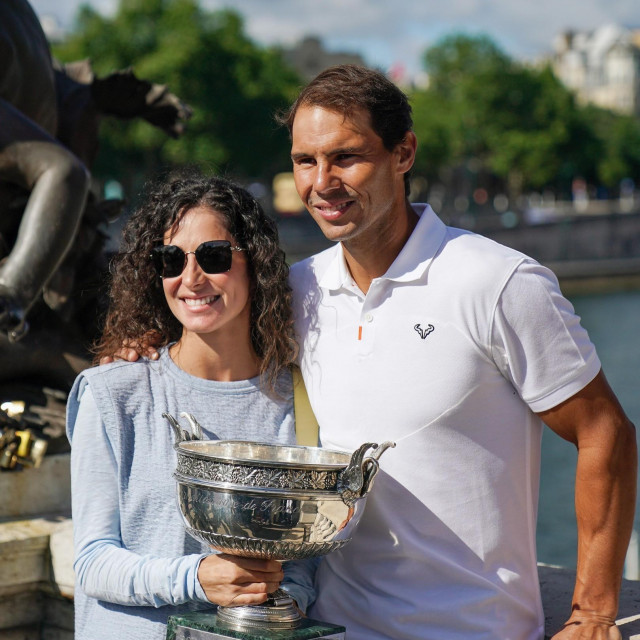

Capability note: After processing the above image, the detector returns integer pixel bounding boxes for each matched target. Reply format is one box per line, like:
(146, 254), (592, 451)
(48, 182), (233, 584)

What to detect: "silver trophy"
(164, 412), (394, 639)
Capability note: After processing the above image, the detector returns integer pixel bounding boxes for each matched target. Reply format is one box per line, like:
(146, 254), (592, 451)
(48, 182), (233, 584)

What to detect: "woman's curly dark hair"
(94, 171), (298, 392)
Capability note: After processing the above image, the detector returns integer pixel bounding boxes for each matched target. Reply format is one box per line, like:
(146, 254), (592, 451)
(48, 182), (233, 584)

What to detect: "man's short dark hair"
(279, 65), (414, 195)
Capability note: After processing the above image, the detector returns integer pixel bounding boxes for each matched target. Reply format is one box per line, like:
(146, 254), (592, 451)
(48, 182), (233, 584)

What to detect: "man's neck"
(343, 201), (418, 294)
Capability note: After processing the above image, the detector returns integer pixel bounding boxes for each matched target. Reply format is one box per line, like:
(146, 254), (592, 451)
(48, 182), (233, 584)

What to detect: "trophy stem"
(216, 589), (301, 631)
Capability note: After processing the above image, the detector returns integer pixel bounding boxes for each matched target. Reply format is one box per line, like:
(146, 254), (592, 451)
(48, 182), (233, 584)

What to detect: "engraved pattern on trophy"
(183, 530), (346, 560)
(176, 455), (340, 491)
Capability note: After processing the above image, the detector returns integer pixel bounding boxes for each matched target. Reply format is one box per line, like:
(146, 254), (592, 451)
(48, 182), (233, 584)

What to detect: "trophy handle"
(337, 441), (395, 506)
(361, 440), (395, 493)
(180, 412), (204, 440)
(163, 412), (204, 444)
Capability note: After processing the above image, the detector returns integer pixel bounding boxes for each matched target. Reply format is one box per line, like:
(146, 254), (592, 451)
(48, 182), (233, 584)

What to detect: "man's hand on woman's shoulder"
(99, 332), (162, 365)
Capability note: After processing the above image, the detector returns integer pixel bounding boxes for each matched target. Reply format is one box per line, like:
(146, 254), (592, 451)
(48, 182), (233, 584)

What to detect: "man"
(281, 65), (636, 639)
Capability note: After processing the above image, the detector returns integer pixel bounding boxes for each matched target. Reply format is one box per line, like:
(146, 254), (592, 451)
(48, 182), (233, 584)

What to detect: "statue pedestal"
(167, 611), (345, 640)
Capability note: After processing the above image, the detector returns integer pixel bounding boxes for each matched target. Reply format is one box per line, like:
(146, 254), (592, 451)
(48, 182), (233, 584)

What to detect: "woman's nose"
(180, 253), (205, 286)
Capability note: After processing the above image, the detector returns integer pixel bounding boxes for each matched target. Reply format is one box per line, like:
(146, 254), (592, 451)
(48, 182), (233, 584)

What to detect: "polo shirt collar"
(318, 203), (447, 291)
(317, 243), (352, 291)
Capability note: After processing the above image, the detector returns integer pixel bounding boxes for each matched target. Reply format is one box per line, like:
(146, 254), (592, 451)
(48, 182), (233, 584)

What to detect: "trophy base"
(215, 594), (300, 629)
(167, 610), (345, 639)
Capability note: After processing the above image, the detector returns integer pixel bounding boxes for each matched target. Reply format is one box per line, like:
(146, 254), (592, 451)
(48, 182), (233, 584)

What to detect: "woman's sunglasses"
(150, 240), (244, 278)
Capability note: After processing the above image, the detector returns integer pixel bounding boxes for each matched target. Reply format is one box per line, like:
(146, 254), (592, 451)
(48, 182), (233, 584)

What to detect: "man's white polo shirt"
(289, 204), (600, 640)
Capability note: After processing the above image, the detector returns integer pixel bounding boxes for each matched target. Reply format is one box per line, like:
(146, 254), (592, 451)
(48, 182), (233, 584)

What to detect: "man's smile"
(310, 199), (355, 220)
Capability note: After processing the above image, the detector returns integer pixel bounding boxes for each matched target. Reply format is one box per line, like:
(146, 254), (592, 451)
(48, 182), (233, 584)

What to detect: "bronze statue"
(0, 0), (190, 390)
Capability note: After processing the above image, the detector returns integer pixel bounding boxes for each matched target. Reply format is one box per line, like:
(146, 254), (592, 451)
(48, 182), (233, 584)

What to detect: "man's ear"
(395, 131), (417, 174)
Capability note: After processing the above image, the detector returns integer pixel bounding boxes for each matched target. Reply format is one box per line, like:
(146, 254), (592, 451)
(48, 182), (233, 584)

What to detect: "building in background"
(281, 35), (366, 81)
(36, 12), (66, 42)
(551, 24), (640, 116)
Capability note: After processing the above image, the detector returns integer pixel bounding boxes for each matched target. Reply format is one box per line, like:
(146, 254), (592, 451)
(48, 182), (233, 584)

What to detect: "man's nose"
(314, 162), (338, 192)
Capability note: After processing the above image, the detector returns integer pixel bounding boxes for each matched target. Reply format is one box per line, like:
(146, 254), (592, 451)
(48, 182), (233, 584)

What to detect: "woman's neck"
(169, 332), (261, 382)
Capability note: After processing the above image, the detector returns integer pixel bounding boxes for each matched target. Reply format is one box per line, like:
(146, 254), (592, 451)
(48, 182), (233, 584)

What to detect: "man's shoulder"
(289, 245), (337, 290)
(426, 226), (549, 305)
(441, 226), (531, 274)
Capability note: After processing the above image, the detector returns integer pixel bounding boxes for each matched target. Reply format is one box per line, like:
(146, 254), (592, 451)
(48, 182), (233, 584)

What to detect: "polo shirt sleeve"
(68, 382), (209, 607)
(490, 259), (601, 414)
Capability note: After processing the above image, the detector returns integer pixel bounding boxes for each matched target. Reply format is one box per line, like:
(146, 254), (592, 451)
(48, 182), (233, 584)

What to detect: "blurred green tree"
(53, 0), (301, 192)
(487, 66), (602, 199)
(411, 34), (604, 200)
(590, 108), (640, 188)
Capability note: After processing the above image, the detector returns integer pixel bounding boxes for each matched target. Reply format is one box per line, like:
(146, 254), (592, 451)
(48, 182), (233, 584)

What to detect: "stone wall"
(0, 454), (73, 639)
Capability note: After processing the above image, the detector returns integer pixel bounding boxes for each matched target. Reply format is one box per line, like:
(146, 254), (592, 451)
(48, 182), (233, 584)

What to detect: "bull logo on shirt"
(414, 323), (435, 339)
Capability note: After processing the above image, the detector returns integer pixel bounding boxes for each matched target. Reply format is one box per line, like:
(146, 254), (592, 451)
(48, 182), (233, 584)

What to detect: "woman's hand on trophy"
(197, 553), (284, 606)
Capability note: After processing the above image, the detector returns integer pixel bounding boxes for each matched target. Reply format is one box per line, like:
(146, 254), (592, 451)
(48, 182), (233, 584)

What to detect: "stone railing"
(0, 453), (73, 640)
(540, 564), (640, 639)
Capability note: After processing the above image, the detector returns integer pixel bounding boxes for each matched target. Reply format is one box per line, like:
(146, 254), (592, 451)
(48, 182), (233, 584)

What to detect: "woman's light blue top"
(66, 348), (314, 640)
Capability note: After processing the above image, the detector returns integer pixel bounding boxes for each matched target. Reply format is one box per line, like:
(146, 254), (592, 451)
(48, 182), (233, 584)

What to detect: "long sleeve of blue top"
(69, 386), (209, 607)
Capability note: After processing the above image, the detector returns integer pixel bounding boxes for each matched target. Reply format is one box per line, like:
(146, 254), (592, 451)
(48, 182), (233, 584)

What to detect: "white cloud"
(30, 0), (116, 26)
(29, 0), (640, 76)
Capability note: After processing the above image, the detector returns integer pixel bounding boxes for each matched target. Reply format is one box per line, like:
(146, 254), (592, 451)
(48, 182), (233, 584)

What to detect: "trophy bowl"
(166, 412), (395, 633)
(173, 438), (395, 560)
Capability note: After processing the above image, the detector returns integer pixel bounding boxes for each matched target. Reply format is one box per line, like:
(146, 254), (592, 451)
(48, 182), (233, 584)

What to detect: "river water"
(536, 288), (640, 572)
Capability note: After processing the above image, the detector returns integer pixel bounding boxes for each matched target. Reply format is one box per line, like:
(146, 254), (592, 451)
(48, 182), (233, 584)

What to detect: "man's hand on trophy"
(197, 554), (285, 606)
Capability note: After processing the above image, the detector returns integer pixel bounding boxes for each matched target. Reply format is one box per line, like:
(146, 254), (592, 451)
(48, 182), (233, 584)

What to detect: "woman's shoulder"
(81, 356), (159, 383)
(71, 356), (165, 403)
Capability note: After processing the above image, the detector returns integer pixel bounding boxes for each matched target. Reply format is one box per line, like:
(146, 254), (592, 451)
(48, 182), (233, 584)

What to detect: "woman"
(66, 173), (311, 640)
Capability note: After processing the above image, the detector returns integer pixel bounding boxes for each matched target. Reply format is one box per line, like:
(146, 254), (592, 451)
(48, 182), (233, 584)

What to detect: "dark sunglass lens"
(152, 245), (185, 278)
(196, 241), (232, 274)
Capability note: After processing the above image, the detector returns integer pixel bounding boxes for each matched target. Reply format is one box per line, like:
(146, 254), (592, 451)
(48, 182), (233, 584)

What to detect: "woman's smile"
(181, 294), (221, 308)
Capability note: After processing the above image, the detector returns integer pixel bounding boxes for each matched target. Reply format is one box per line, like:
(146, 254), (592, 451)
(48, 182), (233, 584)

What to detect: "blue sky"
(30, 0), (640, 80)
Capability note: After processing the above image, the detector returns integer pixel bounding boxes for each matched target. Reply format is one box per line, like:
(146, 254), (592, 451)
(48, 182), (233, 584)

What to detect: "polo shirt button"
(365, 313), (373, 322)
